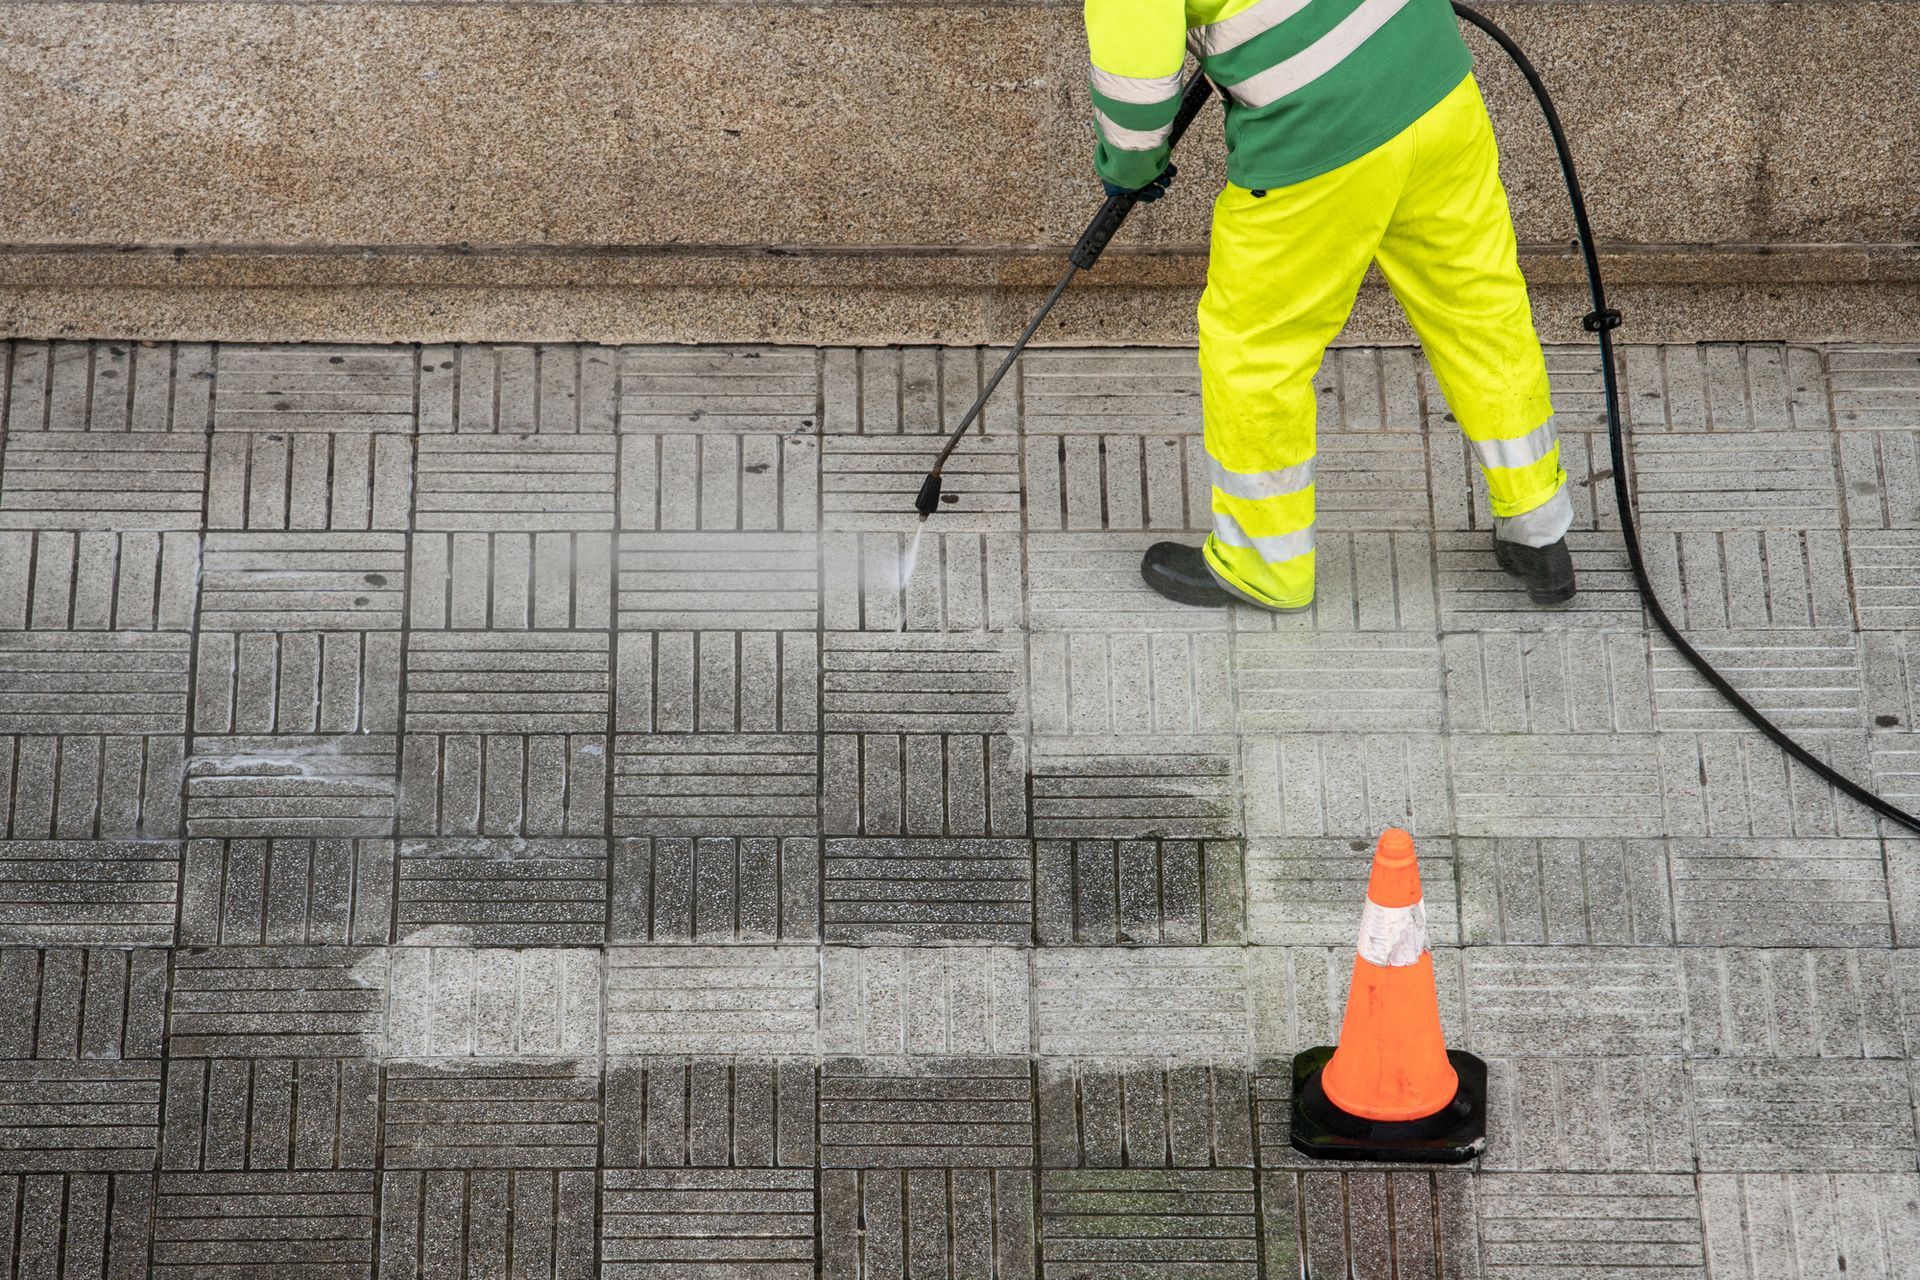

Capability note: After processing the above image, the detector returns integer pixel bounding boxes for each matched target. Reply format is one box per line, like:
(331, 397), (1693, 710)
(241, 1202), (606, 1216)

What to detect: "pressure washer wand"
(915, 73), (1219, 519)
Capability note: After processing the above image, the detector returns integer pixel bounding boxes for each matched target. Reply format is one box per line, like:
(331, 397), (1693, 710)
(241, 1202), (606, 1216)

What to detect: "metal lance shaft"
(915, 73), (1218, 520)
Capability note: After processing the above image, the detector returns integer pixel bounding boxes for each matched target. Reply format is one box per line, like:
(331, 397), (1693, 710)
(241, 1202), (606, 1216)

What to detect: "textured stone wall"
(0, 1), (1915, 343)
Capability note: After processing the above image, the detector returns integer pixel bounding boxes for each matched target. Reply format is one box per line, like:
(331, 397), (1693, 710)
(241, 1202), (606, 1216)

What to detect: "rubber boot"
(1141, 542), (1315, 612)
(1141, 542), (1235, 607)
(1493, 532), (1576, 605)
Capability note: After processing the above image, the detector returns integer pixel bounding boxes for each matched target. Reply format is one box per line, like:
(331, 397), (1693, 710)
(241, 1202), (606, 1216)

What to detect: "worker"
(1087, 0), (1575, 609)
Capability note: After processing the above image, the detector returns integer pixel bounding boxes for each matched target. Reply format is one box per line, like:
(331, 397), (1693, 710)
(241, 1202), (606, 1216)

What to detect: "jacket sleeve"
(1083, 0), (1188, 189)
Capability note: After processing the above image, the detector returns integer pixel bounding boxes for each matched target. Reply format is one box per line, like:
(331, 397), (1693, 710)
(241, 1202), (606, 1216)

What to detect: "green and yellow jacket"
(1085, 0), (1473, 190)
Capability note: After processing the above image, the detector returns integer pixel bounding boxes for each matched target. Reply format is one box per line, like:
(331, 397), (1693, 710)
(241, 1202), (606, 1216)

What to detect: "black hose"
(1453, 1), (1920, 835)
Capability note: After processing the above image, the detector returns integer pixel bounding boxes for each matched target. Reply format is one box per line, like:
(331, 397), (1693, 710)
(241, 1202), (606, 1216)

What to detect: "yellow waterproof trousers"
(1199, 73), (1571, 609)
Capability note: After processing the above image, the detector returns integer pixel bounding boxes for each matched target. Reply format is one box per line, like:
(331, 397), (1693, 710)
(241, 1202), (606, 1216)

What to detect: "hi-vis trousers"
(1199, 73), (1572, 609)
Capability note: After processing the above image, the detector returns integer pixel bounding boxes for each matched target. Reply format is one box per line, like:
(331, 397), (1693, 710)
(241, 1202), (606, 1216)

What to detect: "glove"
(1103, 163), (1177, 204)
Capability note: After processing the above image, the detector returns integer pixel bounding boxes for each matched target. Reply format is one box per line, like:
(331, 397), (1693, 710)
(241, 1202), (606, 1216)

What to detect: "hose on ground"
(1453, 0), (1920, 835)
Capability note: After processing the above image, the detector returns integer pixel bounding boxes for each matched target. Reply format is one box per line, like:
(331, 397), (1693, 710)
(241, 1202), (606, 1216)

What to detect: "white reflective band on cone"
(1355, 898), (1428, 967)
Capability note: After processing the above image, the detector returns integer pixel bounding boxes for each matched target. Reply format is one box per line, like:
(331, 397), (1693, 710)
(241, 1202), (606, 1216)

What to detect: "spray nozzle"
(914, 471), (943, 520)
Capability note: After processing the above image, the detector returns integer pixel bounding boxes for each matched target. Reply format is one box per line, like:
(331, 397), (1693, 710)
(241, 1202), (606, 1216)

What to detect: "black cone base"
(1289, 1046), (1487, 1164)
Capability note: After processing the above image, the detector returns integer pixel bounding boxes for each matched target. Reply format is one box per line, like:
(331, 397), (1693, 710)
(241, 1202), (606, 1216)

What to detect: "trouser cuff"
(1493, 485), (1573, 548)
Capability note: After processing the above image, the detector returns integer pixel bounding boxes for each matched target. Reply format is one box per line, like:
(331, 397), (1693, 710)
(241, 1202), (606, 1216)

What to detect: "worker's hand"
(1104, 163), (1177, 204)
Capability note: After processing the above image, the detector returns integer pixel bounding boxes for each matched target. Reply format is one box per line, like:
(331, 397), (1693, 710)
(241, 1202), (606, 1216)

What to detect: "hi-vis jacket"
(1085, 0), (1473, 190)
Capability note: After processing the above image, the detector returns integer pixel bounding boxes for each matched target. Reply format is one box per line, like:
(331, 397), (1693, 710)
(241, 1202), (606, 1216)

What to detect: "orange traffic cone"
(1290, 828), (1486, 1163)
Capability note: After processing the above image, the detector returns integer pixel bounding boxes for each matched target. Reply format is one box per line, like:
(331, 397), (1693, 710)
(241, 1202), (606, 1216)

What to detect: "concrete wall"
(1, 1), (1915, 344)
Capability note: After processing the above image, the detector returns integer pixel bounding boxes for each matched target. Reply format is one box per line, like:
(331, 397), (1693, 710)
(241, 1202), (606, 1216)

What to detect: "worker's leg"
(1373, 74), (1572, 549)
(1197, 147), (1405, 608)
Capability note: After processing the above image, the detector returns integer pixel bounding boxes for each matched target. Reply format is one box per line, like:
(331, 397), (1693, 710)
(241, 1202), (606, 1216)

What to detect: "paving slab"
(0, 338), (1915, 1274)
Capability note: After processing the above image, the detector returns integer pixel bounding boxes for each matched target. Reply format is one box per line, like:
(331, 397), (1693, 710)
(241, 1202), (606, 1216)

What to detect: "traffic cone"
(1290, 828), (1486, 1163)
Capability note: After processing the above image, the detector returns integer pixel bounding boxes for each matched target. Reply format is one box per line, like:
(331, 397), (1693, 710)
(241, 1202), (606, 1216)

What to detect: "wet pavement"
(0, 338), (1916, 1277)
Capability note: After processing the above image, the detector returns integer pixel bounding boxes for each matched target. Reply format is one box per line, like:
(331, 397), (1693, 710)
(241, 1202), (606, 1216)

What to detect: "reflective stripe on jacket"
(1084, 0), (1473, 190)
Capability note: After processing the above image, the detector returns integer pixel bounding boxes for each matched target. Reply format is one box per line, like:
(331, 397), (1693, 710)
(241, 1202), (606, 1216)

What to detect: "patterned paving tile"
(1667, 837), (1892, 946)
(1682, 948), (1905, 1059)
(1638, 528), (1853, 630)
(168, 946), (387, 1058)
(152, 1170), (378, 1278)
(1443, 630), (1654, 734)
(0, 430), (209, 531)
(0, 840), (182, 944)
(1036, 837), (1244, 945)
(1463, 947), (1687, 1057)
(1032, 949), (1251, 1059)
(1632, 432), (1840, 531)
(824, 837), (1032, 943)
(607, 1167), (815, 1279)
(214, 344), (417, 434)
(620, 432), (819, 532)
(1650, 630), (1866, 733)
(1456, 837), (1674, 944)
(1030, 736), (1238, 840)
(1232, 531), (1439, 634)
(1027, 533), (1233, 633)
(603, 1057), (815, 1169)
(1698, 1172), (1920, 1280)
(612, 835), (819, 943)
(817, 1056), (1034, 1169)
(208, 431), (413, 532)
(408, 532), (613, 631)
(1240, 732), (1452, 838)
(1246, 835), (1454, 946)
(398, 734), (607, 837)
(1235, 631), (1444, 733)
(821, 947), (1030, 1056)
(1828, 346), (1920, 431)
(605, 946), (817, 1057)
(1263, 1170), (1480, 1280)
(1476, 1172), (1706, 1279)
(611, 733), (819, 838)
(160, 1057), (380, 1170)
(0, 530), (201, 631)
(1036, 1061), (1253, 1169)
(0, 1060), (162, 1171)
(1480, 1056), (1695, 1172)
(0, 947), (169, 1060)
(1689, 1059), (1917, 1171)
(179, 837), (394, 945)
(0, 1171), (154, 1277)
(622, 345), (818, 434)
(1437, 530), (1644, 631)
(1451, 734), (1665, 838)
(822, 1167), (1033, 1280)
(414, 436), (617, 532)
(386, 948), (601, 1057)
(1659, 731), (1881, 838)
(382, 1060), (601, 1170)
(822, 733), (1028, 837)
(822, 530), (1025, 632)
(1040, 1168), (1259, 1279)
(380, 1167), (597, 1280)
